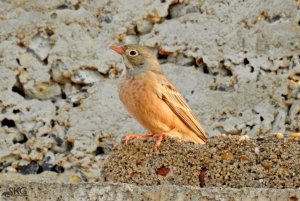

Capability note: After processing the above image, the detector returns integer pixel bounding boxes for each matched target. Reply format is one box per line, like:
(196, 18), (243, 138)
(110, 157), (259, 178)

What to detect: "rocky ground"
(0, 180), (299, 201)
(103, 134), (300, 189)
(0, 0), (300, 197)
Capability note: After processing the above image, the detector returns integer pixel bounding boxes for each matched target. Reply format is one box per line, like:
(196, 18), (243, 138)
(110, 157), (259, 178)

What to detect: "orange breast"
(118, 72), (175, 133)
(118, 72), (205, 144)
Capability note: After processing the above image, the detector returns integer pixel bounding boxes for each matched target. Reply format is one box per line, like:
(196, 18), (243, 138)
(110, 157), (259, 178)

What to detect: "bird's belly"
(119, 77), (175, 134)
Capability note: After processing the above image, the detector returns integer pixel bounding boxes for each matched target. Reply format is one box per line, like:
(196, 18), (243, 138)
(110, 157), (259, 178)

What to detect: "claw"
(122, 128), (178, 148)
(122, 133), (154, 143)
(153, 133), (169, 147)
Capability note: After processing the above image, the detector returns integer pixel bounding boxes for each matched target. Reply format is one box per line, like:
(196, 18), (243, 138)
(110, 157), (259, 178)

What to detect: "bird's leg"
(123, 128), (178, 147)
(152, 128), (178, 147)
(122, 133), (154, 143)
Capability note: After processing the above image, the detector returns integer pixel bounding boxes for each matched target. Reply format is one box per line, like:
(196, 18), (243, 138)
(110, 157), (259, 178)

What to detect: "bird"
(110, 44), (208, 146)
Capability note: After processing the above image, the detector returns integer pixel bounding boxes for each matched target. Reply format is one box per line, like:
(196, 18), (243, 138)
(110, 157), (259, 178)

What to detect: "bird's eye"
(129, 49), (138, 56)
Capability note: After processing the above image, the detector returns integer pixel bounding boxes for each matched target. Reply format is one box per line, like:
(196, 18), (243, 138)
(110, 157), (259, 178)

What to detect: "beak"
(110, 45), (125, 55)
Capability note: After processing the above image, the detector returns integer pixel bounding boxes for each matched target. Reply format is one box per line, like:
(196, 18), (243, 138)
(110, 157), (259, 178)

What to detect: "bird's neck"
(125, 61), (163, 77)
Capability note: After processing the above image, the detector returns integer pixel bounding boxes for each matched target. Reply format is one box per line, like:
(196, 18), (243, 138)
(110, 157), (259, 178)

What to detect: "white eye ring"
(128, 49), (138, 57)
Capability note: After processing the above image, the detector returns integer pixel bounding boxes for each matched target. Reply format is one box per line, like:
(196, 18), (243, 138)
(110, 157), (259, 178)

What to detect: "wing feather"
(157, 75), (208, 142)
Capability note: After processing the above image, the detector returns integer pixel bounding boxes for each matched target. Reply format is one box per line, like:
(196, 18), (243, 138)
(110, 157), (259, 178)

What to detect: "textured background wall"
(0, 0), (299, 182)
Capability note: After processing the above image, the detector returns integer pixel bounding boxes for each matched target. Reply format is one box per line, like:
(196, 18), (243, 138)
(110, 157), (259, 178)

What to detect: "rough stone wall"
(1, 180), (300, 201)
(0, 0), (299, 181)
(103, 135), (300, 189)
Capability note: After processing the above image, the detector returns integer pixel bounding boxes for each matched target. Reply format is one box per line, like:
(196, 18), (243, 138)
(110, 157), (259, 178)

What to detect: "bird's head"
(110, 44), (161, 75)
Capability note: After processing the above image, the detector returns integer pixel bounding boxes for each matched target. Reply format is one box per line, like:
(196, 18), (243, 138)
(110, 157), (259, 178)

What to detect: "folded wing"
(156, 74), (208, 142)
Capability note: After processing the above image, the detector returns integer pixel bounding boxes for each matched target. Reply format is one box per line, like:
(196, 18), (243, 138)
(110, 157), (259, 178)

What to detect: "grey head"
(110, 44), (162, 76)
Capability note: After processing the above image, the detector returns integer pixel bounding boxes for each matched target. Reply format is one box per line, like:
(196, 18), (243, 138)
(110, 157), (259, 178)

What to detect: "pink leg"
(122, 133), (154, 143)
(122, 128), (178, 147)
(152, 128), (178, 147)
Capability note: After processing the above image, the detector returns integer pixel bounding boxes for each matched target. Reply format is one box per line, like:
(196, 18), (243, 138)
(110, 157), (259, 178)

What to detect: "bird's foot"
(152, 133), (169, 147)
(122, 133), (154, 144)
(152, 128), (178, 147)
(123, 128), (178, 148)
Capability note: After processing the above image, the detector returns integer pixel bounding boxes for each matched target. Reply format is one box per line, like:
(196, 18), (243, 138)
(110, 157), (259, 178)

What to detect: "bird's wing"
(156, 74), (208, 142)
